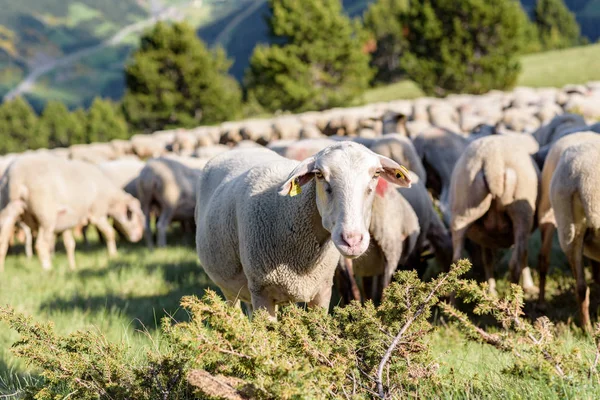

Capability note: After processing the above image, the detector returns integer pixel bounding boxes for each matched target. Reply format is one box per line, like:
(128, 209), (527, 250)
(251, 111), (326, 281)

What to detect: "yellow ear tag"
(394, 165), (409, 180)
(289, 178), (302, 197)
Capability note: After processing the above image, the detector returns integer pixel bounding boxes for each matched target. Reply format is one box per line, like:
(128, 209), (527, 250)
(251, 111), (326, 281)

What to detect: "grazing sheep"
(171, 130), (198, 156)
(98, 158), (146, 198)
(69, 143), (117, 164)
(450, 135), (540, 295)
(130, 134), (169, 159)
(398, 173), (453, 277)
(0, 155), (145, 271)
(411, 127), (470, 222)
(138, 156), (208, 248)
(537, 132), (600, 305)
(550, 140), (600, 330)
(195, 142), (411, 317)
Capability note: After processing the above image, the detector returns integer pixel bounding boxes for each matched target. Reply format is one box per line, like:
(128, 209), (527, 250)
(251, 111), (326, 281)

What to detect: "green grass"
(362, 43), (600, 104)
(1, 225), (600, 397)
(517, 43), (600, 88)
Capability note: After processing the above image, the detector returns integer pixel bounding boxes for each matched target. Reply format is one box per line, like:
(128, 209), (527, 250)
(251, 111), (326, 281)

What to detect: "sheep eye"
(314, 170), (324, 179)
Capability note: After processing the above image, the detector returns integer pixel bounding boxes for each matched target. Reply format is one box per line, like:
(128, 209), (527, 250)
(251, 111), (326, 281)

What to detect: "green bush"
(363, 0), (409, 84)
(122, 21), (241, 133)
(400, 0), (531, 96)
(245, 0), (373, 113)
(534, 0), (581, 50)
(0, 97), (40, 154)
(1, 259), (598, 399)
(85, 97), (129, 143)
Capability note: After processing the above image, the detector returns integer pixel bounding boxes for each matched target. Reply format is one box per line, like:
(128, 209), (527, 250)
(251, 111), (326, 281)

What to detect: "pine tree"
(534, 0), (581, 50)
(0, 97), (41, 154)
(70, 107), (88, 145)
(36, 101), (83, 148)
(245, 0), (374, 112)
(85, 98), (129, 143)
(363, 0), (409, 84)
(400, 0), (530, 96)
(123, 22), (241, 133)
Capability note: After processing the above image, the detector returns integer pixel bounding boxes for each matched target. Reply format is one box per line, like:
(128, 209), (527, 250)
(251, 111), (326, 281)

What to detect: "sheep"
(337, 171), (452, 305)
(137, 156), (208, 248)
(0, 154), (145, 271)
(69, 143), (117, 164)
(398, 172), (453, 277)
(550, 140), (600, 330)
(110, 139), (133, 157)
(98, 158), (146, 198)
(239, 119), (274, 144)
(536, 131), (600, 305)
(130, 134), (169, 159)
(411, 127), (470, 222)
(533, 113), (587, 147)
(171, 130), (198, 156)
(195, 142), (411, 317)
(193, 144), (230, 159)
(450, 135), (540, 296)
(338, 175), (420, 304)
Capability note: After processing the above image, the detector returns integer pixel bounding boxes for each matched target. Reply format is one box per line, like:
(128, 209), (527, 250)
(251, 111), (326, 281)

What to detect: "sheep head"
(279, 141), (411, 258)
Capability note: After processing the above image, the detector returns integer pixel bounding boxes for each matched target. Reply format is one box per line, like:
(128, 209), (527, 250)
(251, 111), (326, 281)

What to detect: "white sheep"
(195, 142), (411, 317)
(0, 154), (145, 271)
(550, 140), (600, 331)
(450, 135), (539, 296)
(137, 156), (208, 248)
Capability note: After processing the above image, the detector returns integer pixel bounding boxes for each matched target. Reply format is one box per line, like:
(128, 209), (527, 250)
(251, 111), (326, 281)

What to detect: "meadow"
(1, 225), (599, 398)
(360, 43), (600, 104)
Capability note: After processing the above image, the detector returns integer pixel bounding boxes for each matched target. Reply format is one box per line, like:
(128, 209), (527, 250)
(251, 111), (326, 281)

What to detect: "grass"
(517, 43), (600, 87)
(1, 223), (600, 398)
(361, 43), (600, 104)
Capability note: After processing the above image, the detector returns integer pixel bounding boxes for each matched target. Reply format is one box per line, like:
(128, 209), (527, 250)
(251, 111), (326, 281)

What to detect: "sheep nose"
(341, 231), (363, 248)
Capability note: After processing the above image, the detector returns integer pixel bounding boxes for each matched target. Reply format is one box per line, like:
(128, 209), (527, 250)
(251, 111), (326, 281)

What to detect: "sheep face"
(110, 196), (145, 243)
(279, 142), (411, 258)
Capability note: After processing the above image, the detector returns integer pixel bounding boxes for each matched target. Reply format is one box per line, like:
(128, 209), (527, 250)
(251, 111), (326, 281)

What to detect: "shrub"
(245, 0), (373, 113)
(400, 0), (531, 96)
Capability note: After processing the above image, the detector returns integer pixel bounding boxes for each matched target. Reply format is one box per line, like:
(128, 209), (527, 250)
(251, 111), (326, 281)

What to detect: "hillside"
(0, 0), (598, 111)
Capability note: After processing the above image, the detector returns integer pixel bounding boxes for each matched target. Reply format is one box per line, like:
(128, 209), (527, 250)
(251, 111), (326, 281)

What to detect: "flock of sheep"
(1, 82), (600, 329)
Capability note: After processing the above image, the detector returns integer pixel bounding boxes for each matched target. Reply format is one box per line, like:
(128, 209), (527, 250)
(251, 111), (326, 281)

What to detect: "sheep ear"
(278, 156), (317, 197)
(377, 155), (411, 188)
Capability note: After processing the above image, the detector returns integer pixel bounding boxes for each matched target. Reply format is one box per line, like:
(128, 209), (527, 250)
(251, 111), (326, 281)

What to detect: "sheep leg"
(18, 222), (33, 259)
(141, 199), (154, 249)
(308, 285), (333, 311)
(35, 226), (55, 270)
(451, 226), (468, 263)
(538, 223), (555, 304)
(481, 247), (497, 296)
(93, 216), (117, 257)
(335, 258), (361, 303)
(507, 206), (536, 294)
(567, 230), (591, 332)
(0, 208), (23, 272)
(156, 208), (174, 248)
(62, 230), (77, 270)
(592, 260), (600, 285)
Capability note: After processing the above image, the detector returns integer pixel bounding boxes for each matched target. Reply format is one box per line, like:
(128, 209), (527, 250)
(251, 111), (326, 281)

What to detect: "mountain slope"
(0, 0), (598, 110)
